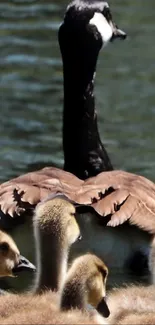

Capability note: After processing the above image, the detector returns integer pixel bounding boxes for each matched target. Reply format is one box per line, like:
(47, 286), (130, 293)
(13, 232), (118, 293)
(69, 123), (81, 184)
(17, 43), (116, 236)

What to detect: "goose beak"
(96, 296), (110, 318)
(110, 21), (127, 41)
(12, 255), (36, 275)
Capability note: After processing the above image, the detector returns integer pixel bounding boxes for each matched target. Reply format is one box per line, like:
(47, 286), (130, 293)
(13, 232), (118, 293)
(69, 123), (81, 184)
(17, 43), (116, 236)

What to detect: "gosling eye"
(71, 212), (76, 217)
(78, 234), (82, 241)
(0, 242), (9, 254)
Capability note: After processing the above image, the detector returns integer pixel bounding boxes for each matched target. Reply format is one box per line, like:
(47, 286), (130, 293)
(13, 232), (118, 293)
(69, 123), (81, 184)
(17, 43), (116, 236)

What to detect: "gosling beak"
(12, 255), (36, 275)
(110, 21), (127, 41)
(96, 296), (110, 318)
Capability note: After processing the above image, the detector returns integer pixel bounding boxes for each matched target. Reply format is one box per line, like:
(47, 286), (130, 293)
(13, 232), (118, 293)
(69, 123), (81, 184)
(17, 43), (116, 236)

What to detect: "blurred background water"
(0, 0), (155, 183)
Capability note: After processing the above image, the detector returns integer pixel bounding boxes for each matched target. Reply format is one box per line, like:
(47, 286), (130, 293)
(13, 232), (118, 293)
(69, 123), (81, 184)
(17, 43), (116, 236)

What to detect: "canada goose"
(0, 229), (35, 279)
(0, 0), (153, 287)
(0, 194), (81, 319)
(60, 0), (126, 179)
(0, 254), (110, 324)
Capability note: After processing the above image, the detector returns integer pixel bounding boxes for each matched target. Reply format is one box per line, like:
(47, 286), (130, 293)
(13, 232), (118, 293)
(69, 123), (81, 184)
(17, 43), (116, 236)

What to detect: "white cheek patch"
(89, 12), (113, 45)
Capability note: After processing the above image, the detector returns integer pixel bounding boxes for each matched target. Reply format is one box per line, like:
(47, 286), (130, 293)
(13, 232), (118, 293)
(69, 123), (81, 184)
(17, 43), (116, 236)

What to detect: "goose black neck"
(59, 24), (113, 180)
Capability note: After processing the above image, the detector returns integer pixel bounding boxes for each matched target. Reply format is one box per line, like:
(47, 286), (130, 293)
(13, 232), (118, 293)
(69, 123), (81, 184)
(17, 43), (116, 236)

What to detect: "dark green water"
(1, 0), (155, 183)
(0, 0), (155, 291)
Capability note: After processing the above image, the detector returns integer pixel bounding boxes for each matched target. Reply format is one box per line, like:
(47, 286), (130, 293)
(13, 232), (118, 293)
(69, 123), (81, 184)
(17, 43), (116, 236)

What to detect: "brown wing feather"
(129, 202), (155, 233)
(92, 189), (130, 217)
(1, 167), (155, 233)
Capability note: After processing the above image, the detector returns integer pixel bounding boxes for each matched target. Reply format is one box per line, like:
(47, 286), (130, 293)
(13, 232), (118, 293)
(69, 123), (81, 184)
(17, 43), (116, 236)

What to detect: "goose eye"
(71, 212), (76, 217)
(0, 242), (9, 253)
(103, 7), (112, 21)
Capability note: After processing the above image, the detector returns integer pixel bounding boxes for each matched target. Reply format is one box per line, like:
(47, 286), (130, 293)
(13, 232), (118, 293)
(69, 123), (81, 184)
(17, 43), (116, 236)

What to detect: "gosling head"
(61, 253), (110, 318)
(59, 0), (126, 55)
(0, 230), (36, 277)
(34, 194), (81, 248)
(85, 254), (110, 318)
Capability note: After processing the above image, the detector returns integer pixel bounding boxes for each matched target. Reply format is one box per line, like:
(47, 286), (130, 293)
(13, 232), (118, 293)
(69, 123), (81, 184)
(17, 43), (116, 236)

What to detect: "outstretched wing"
(1, 167), (155, 233)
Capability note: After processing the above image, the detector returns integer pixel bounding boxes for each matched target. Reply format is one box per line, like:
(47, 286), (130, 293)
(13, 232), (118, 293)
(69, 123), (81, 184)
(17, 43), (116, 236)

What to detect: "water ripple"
(0, 0), (155, 184)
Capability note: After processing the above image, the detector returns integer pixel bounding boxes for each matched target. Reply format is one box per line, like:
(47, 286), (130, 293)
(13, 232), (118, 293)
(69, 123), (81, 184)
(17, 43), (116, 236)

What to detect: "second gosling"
(61, 253), (110, 318)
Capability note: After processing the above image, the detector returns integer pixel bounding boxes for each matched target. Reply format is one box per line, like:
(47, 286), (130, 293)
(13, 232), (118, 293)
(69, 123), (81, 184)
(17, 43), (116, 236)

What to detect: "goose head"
(0, 230), (36, 277)
(59, 0), (126, 56)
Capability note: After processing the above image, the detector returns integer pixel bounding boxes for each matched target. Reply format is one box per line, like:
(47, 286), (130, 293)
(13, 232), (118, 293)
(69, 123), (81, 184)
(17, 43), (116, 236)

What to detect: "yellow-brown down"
(0, 253), (109, 324)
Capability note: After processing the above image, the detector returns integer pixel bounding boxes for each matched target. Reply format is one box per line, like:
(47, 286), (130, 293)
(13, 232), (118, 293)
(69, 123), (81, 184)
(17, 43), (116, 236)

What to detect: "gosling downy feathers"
(106, 285), (155, 325)
(116, 312), (155, 325)
(0, 254), (110, 324)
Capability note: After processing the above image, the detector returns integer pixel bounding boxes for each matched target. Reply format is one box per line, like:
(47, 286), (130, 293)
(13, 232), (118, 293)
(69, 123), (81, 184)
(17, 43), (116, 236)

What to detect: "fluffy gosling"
(0, 230), (35, 278)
